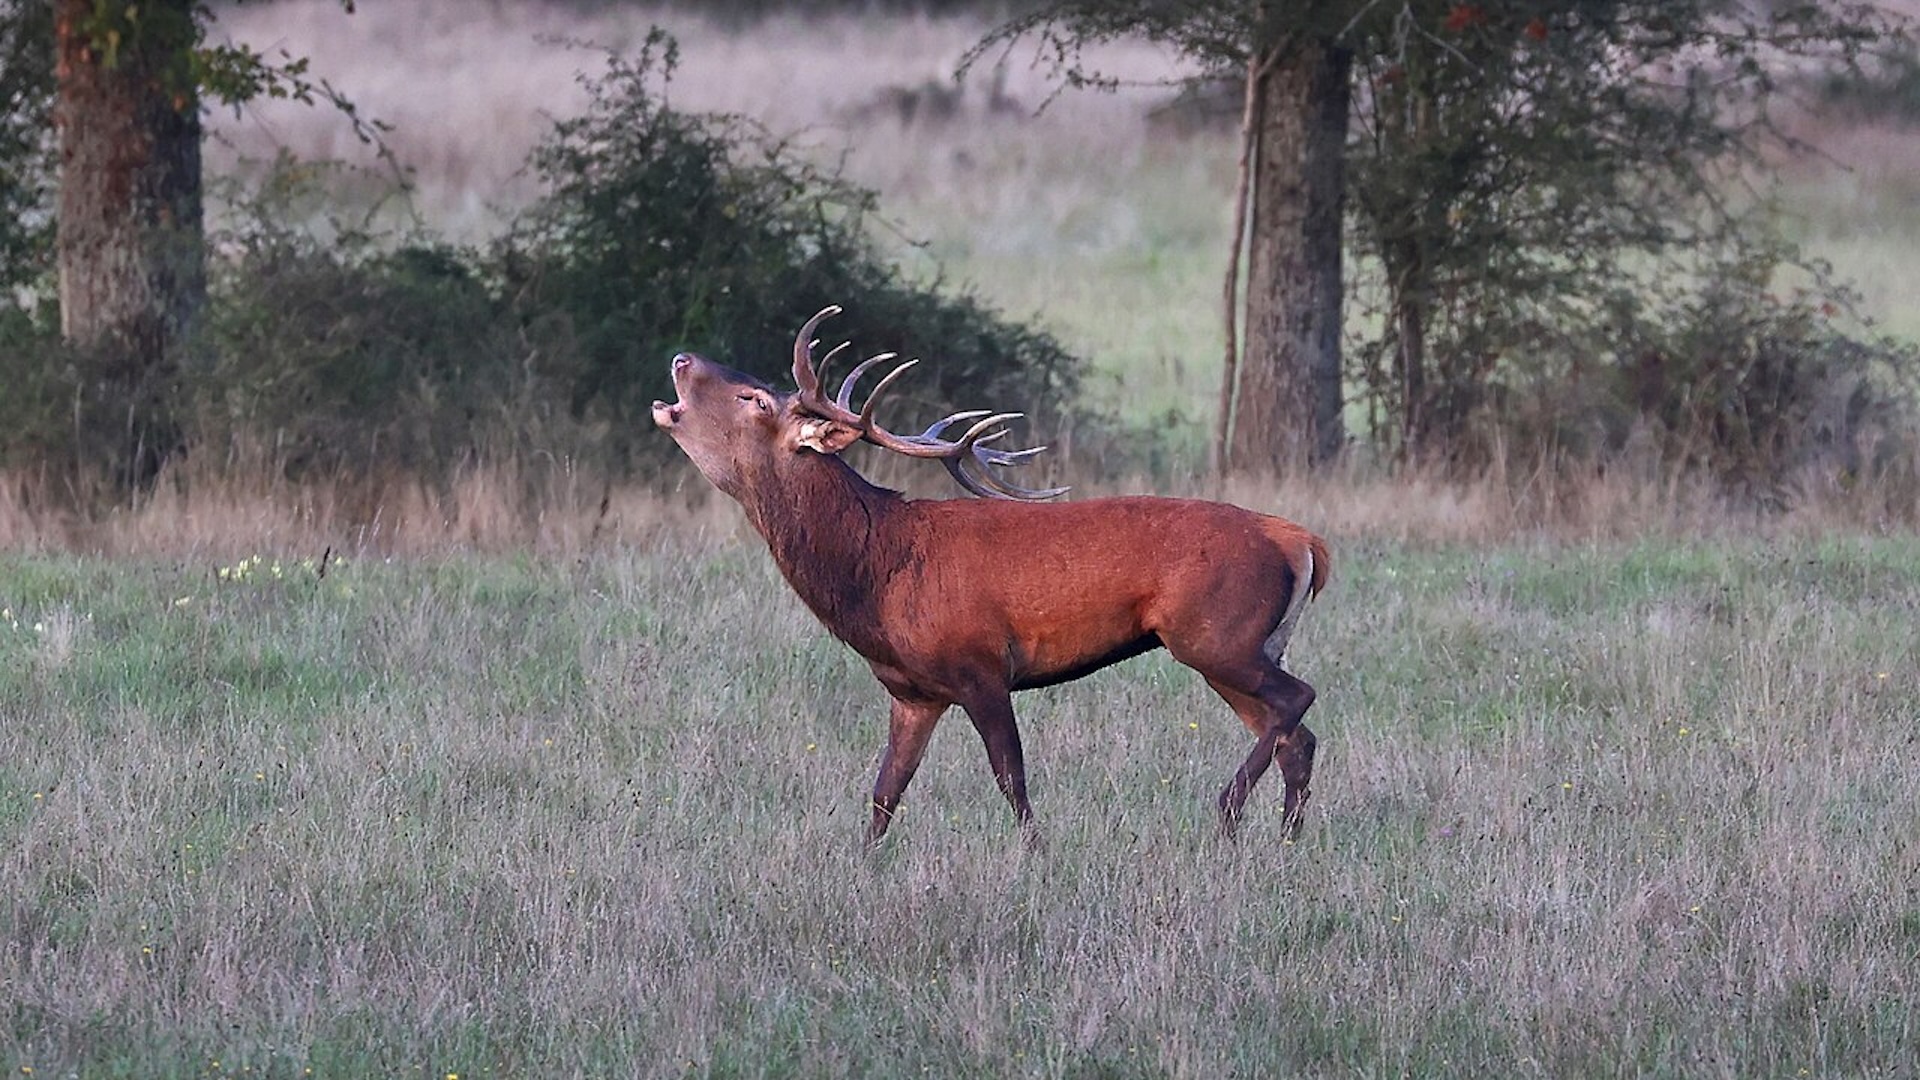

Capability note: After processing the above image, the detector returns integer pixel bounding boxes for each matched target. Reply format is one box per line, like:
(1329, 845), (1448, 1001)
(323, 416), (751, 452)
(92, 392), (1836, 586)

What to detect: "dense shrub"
(0, 309), (177, 495)
(0, 309), (69, 469)
(1467, 246), (1920, 504)
(499, 34), (1083, 473)
(2, 28), (1087, 497)
(197, 32), (1087, 488)
(1607, 273), (1919, 502)
(191, 178), (540, 480)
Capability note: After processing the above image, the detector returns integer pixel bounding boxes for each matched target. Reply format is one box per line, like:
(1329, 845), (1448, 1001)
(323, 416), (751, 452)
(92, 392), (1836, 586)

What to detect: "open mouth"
(651, 399), (686, 428)
(653, 353), (696, 428)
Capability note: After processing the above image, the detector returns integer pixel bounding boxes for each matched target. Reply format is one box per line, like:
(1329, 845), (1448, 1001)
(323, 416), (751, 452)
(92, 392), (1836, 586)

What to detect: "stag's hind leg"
(1205, 670), (1317, 839)
(1156, 547), (1323, 838)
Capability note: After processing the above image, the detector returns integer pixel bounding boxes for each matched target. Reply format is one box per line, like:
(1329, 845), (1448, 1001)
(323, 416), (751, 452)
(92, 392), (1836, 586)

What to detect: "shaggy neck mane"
(739, 451), (912, 656)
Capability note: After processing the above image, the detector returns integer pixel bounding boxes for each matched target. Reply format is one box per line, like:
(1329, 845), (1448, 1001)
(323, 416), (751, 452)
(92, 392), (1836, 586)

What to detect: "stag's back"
(895, 495), (1328, 687)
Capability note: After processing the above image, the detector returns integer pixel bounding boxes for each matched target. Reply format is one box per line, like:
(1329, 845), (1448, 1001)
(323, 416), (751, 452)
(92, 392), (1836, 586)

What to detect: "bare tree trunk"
(1389, 234), (1427, 461)
(1230, 38), (1349, 475)
(1215, 48), (1280, 481)
(53, 0), (203, 482)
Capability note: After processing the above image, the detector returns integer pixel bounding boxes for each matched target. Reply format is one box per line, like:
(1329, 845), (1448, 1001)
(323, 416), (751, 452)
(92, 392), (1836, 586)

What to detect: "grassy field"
(4, 536), (1917, 1077)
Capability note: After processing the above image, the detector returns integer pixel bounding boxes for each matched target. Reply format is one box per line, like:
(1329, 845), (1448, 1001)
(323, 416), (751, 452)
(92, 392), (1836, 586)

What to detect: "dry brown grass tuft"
(0, 460), (739, 558)
(6, 450), (1914, 560)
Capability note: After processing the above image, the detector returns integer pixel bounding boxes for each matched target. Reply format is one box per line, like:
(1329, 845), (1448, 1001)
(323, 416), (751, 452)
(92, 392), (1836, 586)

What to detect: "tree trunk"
(1389, 233), (1428, 461)
(53, 0), (203, 479)
(1227, 38), (1350, 475)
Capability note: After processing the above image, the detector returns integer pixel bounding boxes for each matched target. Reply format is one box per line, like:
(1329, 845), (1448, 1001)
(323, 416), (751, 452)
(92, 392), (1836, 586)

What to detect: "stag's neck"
(740, 453), (911, 654)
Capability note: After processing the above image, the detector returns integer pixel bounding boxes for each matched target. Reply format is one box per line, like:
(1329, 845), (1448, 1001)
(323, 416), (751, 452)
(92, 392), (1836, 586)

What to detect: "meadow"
(3, 535), (1918, 1077)
(5, 2), (1920, 1076)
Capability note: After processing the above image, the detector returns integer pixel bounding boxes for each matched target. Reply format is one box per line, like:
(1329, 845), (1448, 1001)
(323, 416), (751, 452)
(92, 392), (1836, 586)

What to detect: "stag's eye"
(737, 392), (771, 413)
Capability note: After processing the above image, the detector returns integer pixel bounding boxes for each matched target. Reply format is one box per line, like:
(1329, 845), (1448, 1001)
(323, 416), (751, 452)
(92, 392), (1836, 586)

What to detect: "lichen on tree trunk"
(1228, 38), (1349, 475)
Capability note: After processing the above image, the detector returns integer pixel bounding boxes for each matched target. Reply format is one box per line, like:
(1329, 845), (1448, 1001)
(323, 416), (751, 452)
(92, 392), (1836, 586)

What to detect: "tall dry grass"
(4, 447), (1914, 560)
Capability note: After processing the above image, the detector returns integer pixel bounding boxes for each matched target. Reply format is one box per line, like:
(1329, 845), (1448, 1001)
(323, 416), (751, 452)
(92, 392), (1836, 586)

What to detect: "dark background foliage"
(0, 0), (54, 298)
(498, 38), (1081, 475)
(1, 2), (1915, 509)
(0, 25), (1086, 496)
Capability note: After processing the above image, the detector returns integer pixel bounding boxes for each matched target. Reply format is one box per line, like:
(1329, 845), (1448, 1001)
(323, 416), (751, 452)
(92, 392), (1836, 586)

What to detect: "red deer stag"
(652, 306), (1330, 844)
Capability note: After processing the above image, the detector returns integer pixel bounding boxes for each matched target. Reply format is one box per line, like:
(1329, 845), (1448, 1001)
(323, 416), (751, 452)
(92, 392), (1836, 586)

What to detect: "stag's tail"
(1306, 532), (1332, 600)
(1259, 519), (1330, 667)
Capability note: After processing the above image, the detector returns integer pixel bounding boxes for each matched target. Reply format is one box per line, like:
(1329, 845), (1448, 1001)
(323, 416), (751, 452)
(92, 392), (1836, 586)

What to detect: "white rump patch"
(1263, 548), (1314, 667)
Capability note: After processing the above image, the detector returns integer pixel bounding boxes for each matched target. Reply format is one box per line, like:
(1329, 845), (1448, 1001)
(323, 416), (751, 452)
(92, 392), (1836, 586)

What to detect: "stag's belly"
(1001, 591), (1165, 690)
(1010, 630), (1164, 690)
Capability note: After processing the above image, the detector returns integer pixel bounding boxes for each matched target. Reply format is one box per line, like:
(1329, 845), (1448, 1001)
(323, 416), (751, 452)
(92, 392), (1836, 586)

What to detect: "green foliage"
(501, 35), (1084, 472)
(1339, 1), (1910, 477)
(190, 166), (540, 480)
(0, 0), (53, 295)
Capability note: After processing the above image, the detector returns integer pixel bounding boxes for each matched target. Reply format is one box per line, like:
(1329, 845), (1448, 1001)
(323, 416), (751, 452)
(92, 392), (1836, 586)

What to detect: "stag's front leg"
(959, 687), (1035, 832)
(869, 696), (947, 846)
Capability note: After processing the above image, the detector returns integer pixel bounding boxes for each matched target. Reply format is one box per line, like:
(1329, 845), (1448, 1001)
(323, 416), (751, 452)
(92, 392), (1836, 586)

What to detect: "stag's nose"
(672, 352), (695, 371)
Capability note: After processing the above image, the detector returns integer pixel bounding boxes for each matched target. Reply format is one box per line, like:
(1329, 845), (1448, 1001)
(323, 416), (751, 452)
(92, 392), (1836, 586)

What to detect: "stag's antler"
(791, 306), (1068, 500)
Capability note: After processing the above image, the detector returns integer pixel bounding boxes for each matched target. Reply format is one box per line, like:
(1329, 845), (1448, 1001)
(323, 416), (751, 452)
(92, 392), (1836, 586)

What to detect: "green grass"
(4, 536), (1918, 1077)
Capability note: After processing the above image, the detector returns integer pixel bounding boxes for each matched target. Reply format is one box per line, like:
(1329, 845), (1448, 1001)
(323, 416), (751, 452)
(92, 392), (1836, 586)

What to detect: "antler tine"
(917, 410), (1014, 444)
(940, 452), (1070, 501)
(970, 462), (1072, 500)
(920, 410), (1068, 500)
(782, 307), (1067, 500)
(815, 340), (854, 389)
(919, 410), (994, 439)
(942, 458), (1004, 499)
(834, 352), (899, 413)
(977, 445), (1048, 466)
(791, 305), (844, 395)
(955, 412), (1025, 448)
(856, 358), (920, 427)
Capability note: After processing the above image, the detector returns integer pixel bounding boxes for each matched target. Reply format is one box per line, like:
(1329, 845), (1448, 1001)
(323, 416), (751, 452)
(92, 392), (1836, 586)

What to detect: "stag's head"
(652, 306), (1066, 500)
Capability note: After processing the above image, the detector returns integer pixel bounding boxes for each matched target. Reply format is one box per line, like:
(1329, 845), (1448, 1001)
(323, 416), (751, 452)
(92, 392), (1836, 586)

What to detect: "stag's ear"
(792, 416), (863, 455)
